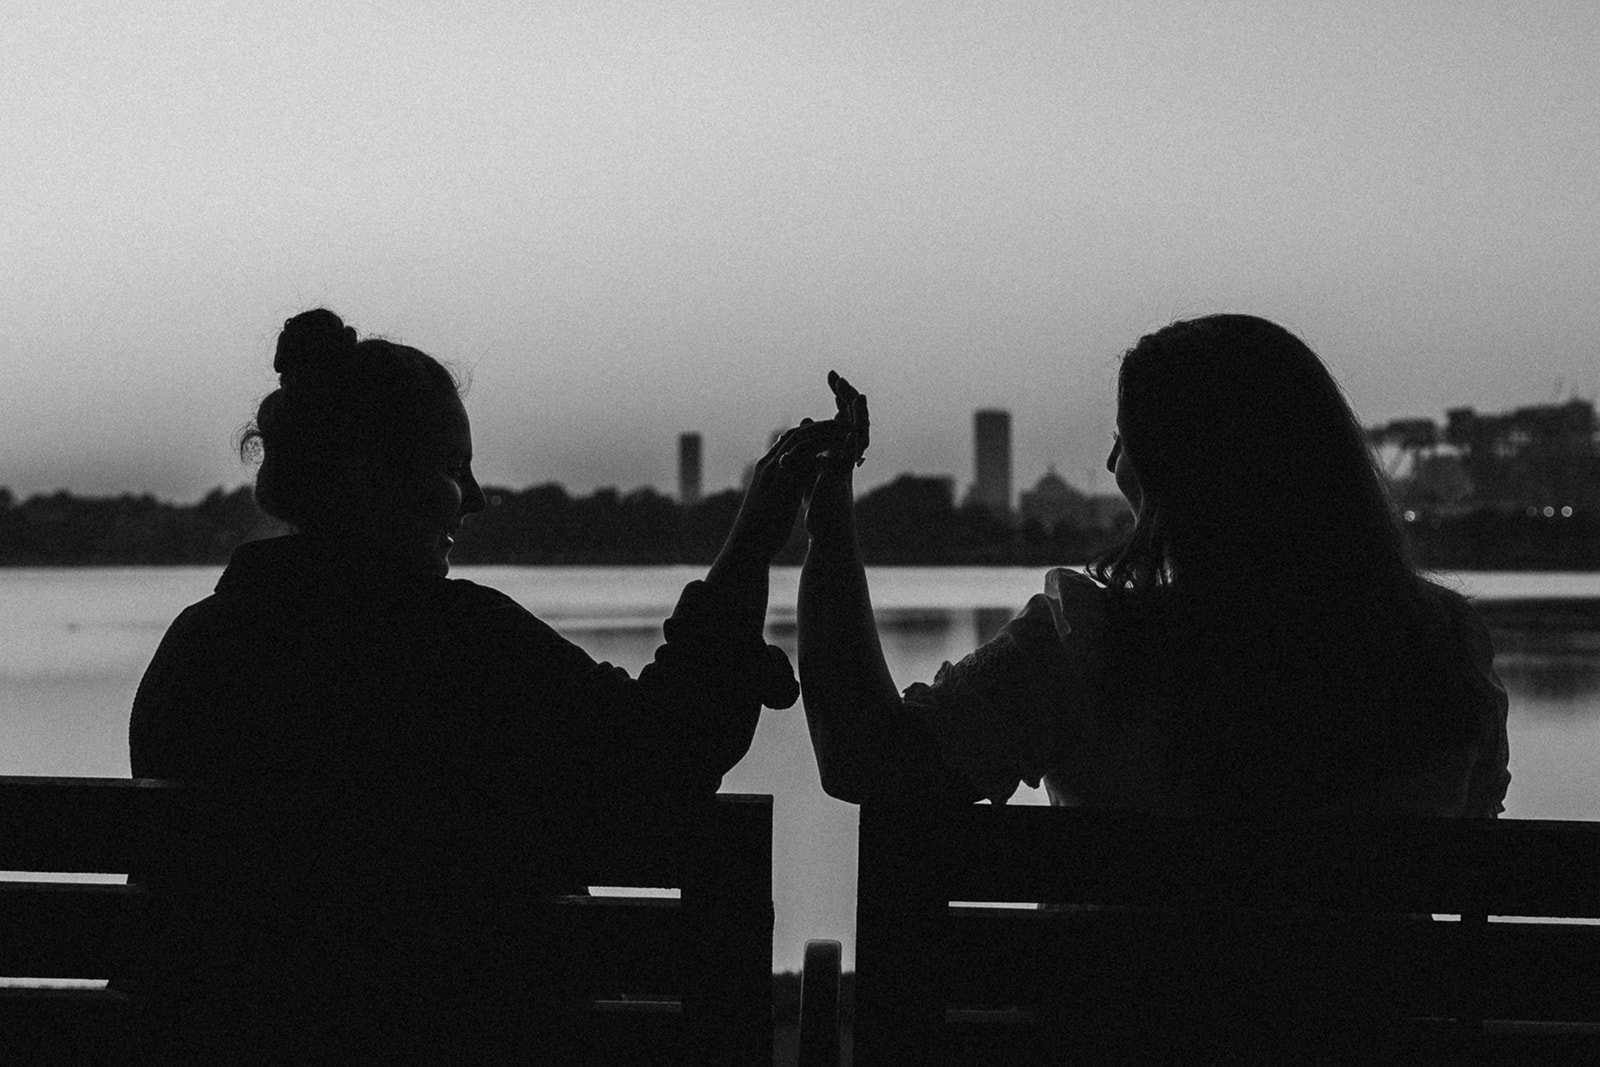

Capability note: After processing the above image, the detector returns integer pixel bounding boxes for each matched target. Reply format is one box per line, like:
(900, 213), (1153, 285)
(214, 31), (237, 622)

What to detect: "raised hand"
(802, 371), (870, 543)
(826, 370), (870, 468)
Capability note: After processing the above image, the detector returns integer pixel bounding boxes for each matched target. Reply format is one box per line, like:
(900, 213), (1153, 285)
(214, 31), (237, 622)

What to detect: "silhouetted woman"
(129, 309), (840, 1061)
(797, 314), (1509, 816)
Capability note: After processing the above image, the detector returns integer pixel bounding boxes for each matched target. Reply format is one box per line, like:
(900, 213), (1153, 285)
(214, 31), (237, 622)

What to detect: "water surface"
(2, 566), (1596, 970)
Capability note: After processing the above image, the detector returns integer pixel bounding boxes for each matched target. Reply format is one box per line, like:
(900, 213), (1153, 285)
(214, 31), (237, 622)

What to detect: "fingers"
(772, 419), (851, 472)
(828, 369), (857, 401)
(765, 418), (822, 458)
(774, 417), (844, 451)
(827, 370), (870, 466)
(849, 393), (870, 464)
(828, 370), (859, 422)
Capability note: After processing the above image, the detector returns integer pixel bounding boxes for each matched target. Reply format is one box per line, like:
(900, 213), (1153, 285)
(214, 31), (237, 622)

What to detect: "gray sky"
(4, 1), (1597, 503)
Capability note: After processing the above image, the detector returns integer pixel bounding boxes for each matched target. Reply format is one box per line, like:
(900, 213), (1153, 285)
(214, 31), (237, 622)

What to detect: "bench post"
(852, 803), (945, 1065)
(679, 794), (774, 1065)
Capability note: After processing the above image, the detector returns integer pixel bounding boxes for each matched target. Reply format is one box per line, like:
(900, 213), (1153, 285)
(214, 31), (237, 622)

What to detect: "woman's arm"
(483, 421), (852, 801)
(797, 460), (905, 802)
(796, 379), (979, 805)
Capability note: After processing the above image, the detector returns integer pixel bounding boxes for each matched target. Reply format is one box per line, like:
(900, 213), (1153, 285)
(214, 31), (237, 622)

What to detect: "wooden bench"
(0, 776), (773, 1065)
(807, 802), (1600, 1065)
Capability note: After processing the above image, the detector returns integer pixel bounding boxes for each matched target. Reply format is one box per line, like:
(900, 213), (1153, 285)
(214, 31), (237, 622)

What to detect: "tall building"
(678, 433), (702, 506)
(972, 409), (1012, 519)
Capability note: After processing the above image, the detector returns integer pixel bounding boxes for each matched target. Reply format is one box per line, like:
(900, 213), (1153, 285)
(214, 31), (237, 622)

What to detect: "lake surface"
(3, 566), (1598, 971)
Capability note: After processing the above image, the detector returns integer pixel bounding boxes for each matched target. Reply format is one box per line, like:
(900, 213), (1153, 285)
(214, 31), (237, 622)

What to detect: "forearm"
(620, 576), (771, 791)
(705, 538), (773, 640)
(797, 498), (902, 802)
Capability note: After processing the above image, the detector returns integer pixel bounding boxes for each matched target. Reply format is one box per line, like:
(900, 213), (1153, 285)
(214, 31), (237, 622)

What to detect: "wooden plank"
(941, 1010), (1467, 1065)
(0, 988), (134, 1067)
(936, 907), (1461, 1019)
(895, 807), (1600, 918)
(0, 883), (162, 978)
(0, 777), (185, 874)
(0, 779), (773, 890)
(1473, 923), (1600, 1023)
(0, 885), (768, 995)
(0, 990), (700, 1067)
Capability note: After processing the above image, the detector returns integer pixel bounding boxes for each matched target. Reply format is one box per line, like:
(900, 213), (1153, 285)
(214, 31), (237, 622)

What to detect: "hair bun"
(275, 308), (359, 380)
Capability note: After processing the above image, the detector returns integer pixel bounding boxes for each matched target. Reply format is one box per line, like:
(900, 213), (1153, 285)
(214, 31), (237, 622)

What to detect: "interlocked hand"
(735, 419), (850, 560)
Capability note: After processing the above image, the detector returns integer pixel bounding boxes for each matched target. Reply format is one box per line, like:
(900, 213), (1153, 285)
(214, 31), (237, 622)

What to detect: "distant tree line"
(1, 479), (1596, 569)
(0, 477), (1128, 567)
(0, 486), (268, 565)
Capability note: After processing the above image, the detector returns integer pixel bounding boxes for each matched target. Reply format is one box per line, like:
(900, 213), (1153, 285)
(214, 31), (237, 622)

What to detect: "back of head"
(1090, 315), (1478, 810)
(1108, 314), (1406, 592)
(241, 309), (459, 533)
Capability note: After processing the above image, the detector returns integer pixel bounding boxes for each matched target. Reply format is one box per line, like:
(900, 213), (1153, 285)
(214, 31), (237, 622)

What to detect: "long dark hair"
(1088, 315), (1479, 810)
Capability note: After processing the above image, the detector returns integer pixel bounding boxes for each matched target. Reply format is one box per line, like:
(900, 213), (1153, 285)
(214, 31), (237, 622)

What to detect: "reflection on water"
(1489, 628), (1600, 707)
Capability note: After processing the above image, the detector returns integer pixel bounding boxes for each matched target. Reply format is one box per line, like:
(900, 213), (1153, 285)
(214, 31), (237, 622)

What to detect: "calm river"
(3, 566), (1597, 971)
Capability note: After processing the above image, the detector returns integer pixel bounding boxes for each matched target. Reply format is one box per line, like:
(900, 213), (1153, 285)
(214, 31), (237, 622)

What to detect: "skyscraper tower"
(972, 409), (1012, 519)
(678, 433), (702, 506)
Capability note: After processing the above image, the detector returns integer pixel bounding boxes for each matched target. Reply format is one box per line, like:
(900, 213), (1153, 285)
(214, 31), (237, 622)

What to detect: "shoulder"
(1044, 566), (1105, 603)
(432, 577), (598, 678)
(967, 568), (1108, 683)
(436, 577), (567, 640)
(1416, 576), (1474, 617)
(1415, 577), (1495, 664)
(1039, 567), (1107, 628)
(152, 591), (243, 649)
(438, 575), (527, 614)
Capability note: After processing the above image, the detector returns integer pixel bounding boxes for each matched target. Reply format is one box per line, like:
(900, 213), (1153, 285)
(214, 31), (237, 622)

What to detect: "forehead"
(414, 391), (472, 454)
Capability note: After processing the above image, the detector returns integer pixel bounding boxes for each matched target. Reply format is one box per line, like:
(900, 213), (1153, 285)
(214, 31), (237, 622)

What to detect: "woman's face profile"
(368, 391), (486, 576)
(1107, 423), (1142, 516)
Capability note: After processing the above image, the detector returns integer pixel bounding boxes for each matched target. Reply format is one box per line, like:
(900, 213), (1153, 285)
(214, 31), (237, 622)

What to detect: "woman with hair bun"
(129, 308), (843, 1060)
(795, 315), (1509, 817)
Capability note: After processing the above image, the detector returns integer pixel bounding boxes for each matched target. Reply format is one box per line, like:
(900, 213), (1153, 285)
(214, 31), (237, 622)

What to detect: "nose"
(1106, 440), (1119, 475)
(462, 476), (487, 516)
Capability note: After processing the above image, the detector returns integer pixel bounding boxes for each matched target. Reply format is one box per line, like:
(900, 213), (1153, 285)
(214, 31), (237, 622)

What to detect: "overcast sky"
(4, 1), (1596, 503)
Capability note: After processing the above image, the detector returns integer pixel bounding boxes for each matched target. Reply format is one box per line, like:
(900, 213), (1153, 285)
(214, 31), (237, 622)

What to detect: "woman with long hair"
(129, 308), (842, 1060)
(796, 314), (1508, 816)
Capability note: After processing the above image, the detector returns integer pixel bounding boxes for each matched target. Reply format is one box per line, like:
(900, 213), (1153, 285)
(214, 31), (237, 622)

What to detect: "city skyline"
(4, 390), (1595, 510)
(4, 3), (1597, 503)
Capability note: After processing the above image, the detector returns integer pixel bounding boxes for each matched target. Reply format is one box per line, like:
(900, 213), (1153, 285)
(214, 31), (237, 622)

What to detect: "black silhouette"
(795, 315), (1510, 815)
(126, 309), (844, 1060)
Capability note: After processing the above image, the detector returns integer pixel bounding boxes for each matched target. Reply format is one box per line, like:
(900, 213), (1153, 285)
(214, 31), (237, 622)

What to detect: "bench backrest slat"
(936, 907), (1461, 1016)
(0, 776), (772, 887)
(909, 804), (1600, 916)
(0, 883), (163, 978)
(0, 777), (184, 874)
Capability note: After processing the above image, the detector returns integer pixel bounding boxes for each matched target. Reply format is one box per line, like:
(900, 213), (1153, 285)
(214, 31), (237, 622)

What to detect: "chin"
(432, 539), (455, 576)
(421, 531), (455, 575)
